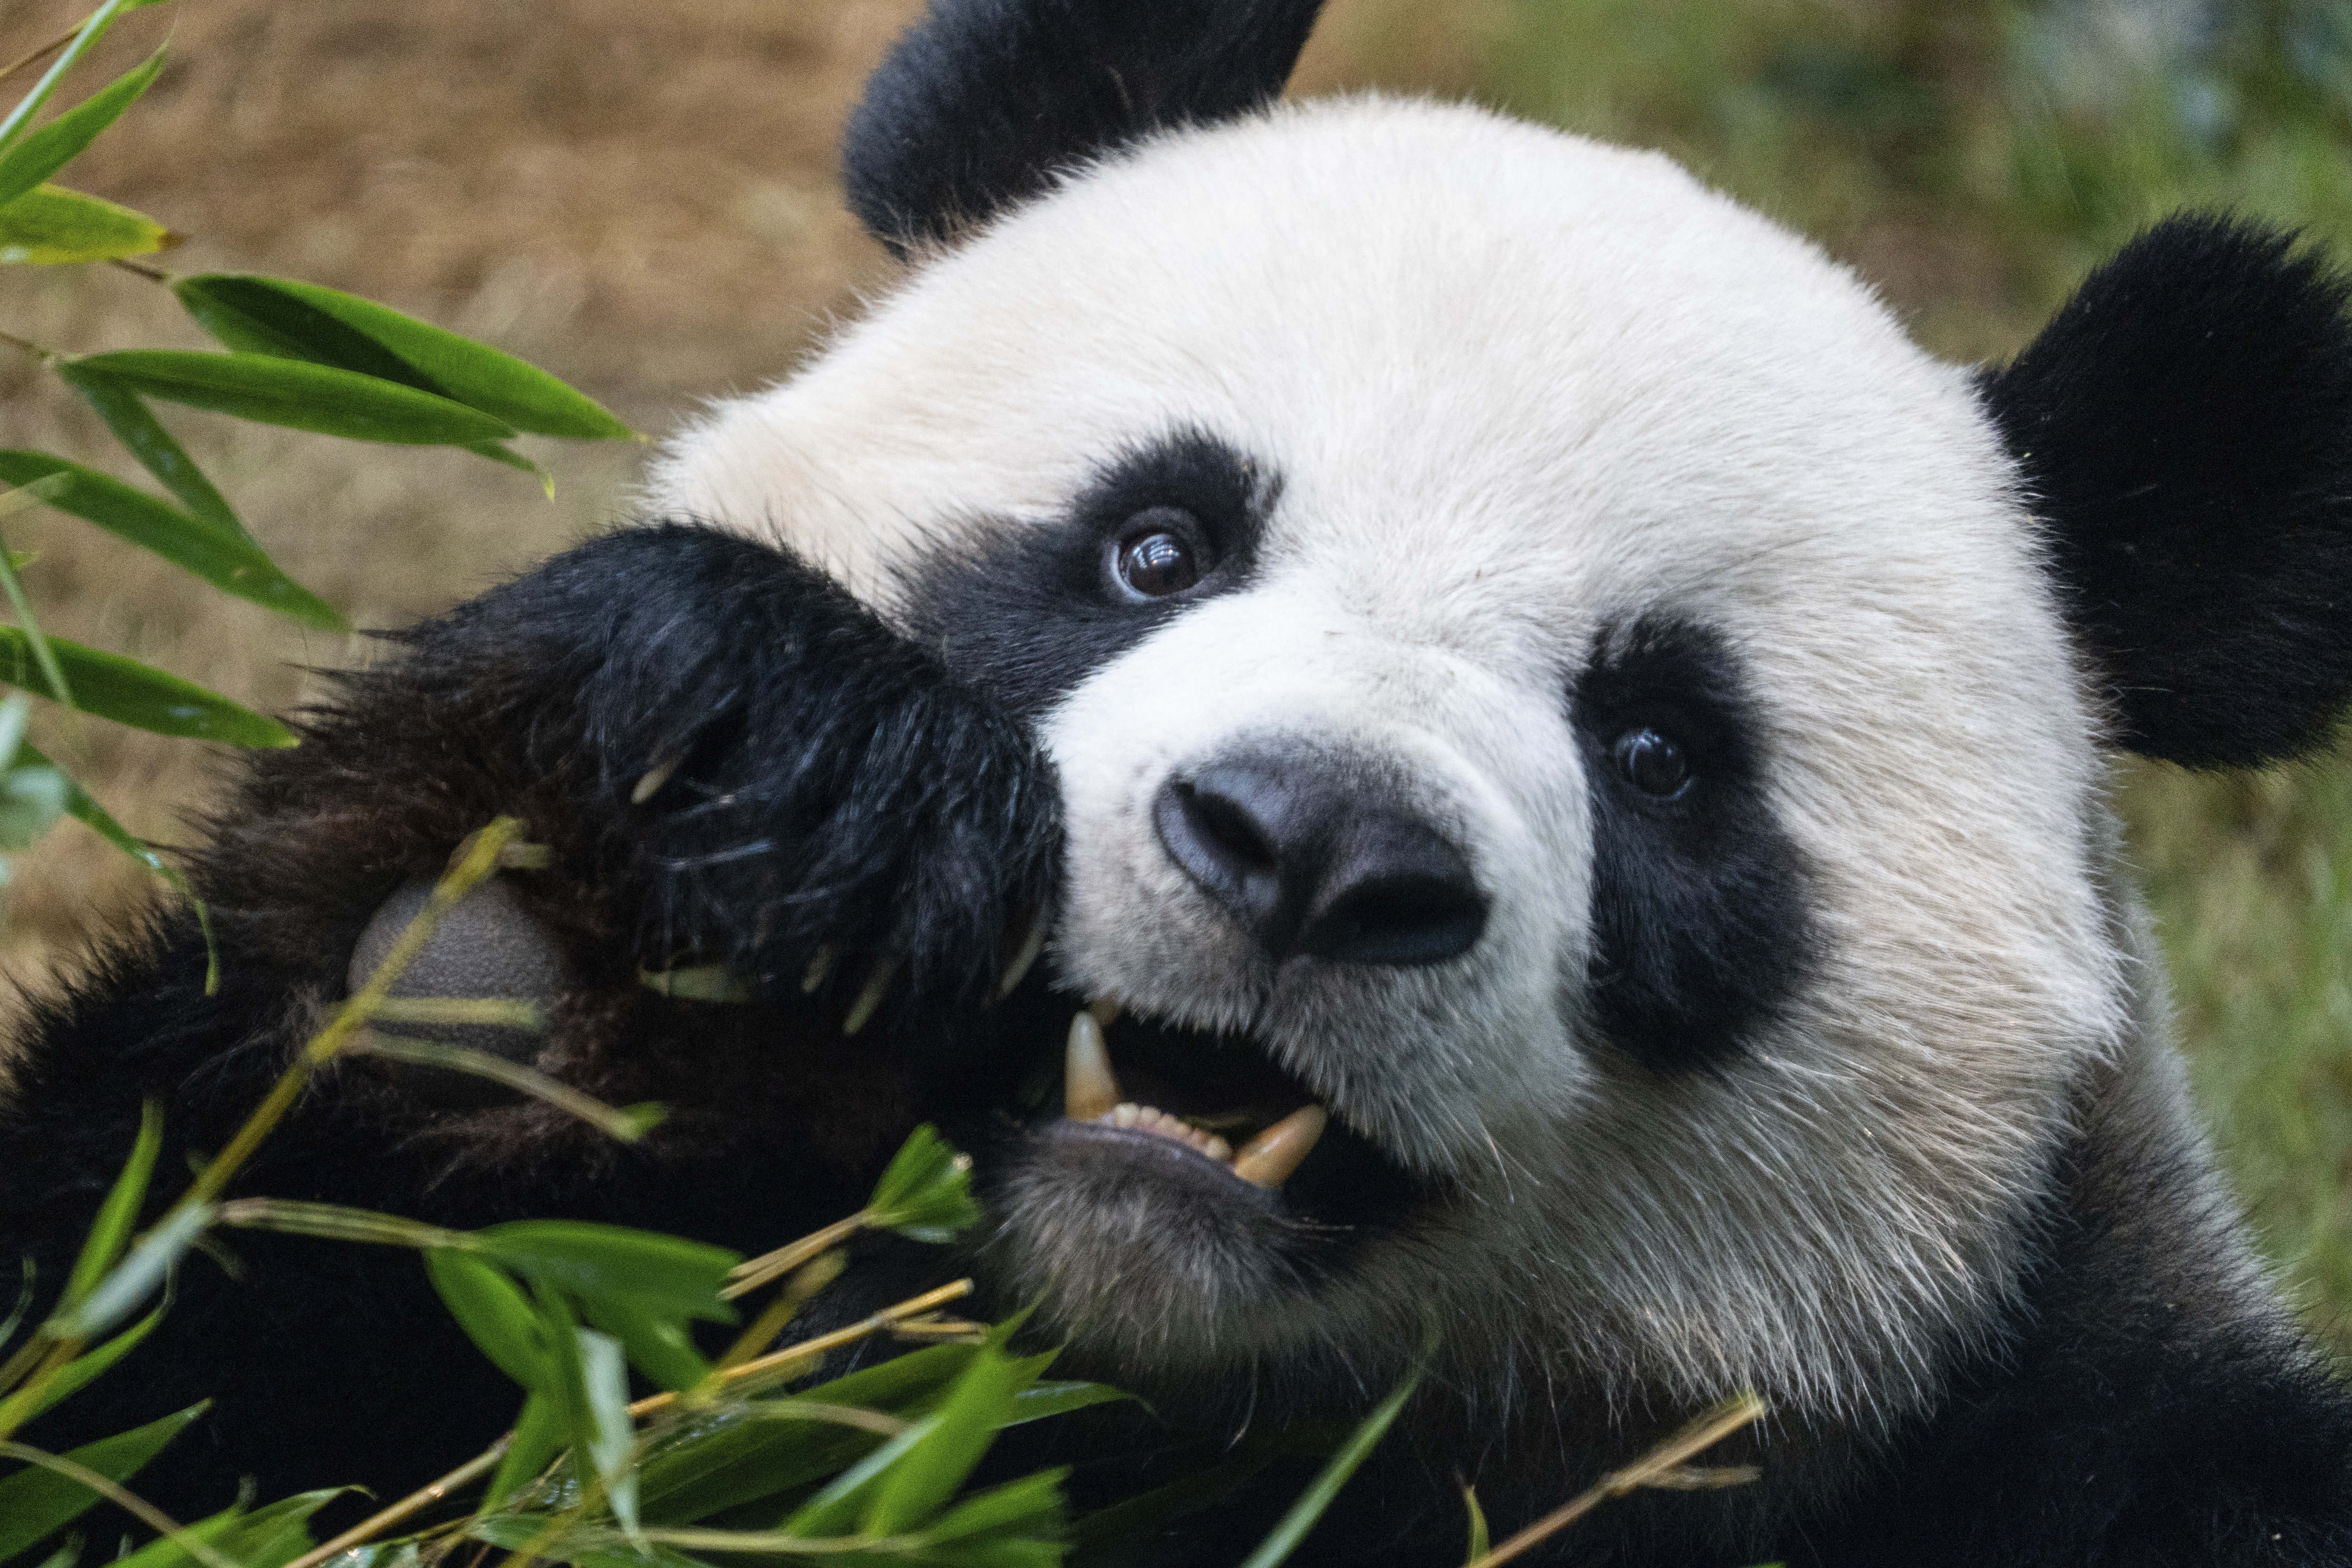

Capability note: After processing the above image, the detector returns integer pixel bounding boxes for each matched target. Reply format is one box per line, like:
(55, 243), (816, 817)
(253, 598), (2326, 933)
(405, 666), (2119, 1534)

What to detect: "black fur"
(1568, 619), (1815, 1071)
(1, 524), (1057, 1524)
(1179, 1062), (2352, 1566)
(900, 429), (1274, 718)
(1794, 1065), (2352, 1566)
(842, 0), (1327, 255)
(1981, 215), (2352, 768)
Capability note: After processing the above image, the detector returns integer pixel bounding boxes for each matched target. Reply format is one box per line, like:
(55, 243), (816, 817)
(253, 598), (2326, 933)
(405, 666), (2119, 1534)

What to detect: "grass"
(2124, 756), (2352, 1343)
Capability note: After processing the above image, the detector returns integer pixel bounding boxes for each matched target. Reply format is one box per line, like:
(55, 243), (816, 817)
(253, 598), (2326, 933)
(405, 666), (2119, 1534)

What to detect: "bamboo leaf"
(867, 1123), (981, 1243)
(0, 2), (147, 159)
(1235, 1353), (1427, 1568)
(859, 1348), (1025, 1536)
(104, 1505), (246, 1568)
(66, 351), (516, 446)
(476, 1222), (738, 1323)
(0, 628), (294, 745)
(424, 1249), (548, 1390)
(780, 1410), (944, 1540)
(469, 1518), (712, 1568)
(111, 1488), (347, 1568)
(0, 1403), (205, 1560)
(776, 1347), (1032, 1544)
(172, 274), (634, 438)
(578, 1328), (639, 1531)
(1005, 1378), (1133, 1426)
(58, 366), (241, 535)
(0, 184), (173, 265)
(921, 1466), (1069, 1552)
(464, 441), (549, 489)
(0, 757), (66, 853)
(635, 1400), (888, 1526)
(17, 1303), (164, 1423)
(485, 1390), (564, 1511)
(530, 1281), (596, 1497)
(0, 50), (165, 207)
(14, 737), (219, 994)
(580, 1290), (710, 1395)
(0, 517), (72, 719)
(0, 452), (344, 629)
(60, 1101), (162, 1310)
(46, 1201), (213, 1341)
(210, 1488), (348, 1568)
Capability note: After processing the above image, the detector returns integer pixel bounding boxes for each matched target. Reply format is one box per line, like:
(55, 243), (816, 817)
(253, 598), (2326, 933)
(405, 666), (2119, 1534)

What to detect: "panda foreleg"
(0, 521), (1059, 1520)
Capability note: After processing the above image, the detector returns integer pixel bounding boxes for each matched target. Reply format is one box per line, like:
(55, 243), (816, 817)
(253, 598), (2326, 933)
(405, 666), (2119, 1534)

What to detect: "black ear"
(842, 0), (1327, 257)
(1981, 215), (2352, 768)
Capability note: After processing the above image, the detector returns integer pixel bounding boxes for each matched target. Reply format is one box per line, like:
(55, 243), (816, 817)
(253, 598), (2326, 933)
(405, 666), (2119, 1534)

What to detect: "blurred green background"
(1459, 0), (2352, 1345)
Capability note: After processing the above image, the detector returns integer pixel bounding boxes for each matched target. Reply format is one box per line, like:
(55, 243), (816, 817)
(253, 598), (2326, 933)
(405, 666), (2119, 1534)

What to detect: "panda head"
(647, 0), (2352, 1431)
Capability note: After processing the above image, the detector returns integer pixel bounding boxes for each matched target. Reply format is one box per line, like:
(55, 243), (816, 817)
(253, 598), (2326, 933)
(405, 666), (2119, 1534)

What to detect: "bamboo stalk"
(283, 1441), (509, 1568)
(1462, 1391), (1766, 1568)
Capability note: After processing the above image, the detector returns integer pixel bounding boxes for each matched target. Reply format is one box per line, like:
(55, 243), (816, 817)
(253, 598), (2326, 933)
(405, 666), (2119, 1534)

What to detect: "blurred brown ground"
(0, 0), (1499, 996)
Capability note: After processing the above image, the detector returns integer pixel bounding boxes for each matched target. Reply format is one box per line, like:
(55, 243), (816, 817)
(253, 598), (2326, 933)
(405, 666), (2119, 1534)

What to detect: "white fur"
(650, 98), (2134, 1425)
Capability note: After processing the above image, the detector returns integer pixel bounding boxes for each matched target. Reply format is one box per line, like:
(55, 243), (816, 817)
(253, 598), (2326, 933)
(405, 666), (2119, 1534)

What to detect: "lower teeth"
(1105, 1101), (1232, 1161)
(1062, 1010), (1328, 1189)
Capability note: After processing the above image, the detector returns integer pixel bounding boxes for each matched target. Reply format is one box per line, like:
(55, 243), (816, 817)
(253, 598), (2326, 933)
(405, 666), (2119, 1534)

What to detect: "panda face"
(651, 99), (2126, 1423)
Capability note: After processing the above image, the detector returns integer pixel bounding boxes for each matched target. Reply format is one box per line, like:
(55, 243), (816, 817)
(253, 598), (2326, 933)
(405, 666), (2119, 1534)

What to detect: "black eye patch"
(1569, 618), (1816, 1072)
(897, 429), (1272, 722)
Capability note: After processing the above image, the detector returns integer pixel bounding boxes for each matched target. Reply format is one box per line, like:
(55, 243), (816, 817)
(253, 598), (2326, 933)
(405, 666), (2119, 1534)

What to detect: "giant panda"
(8, 0), (2352, 1561)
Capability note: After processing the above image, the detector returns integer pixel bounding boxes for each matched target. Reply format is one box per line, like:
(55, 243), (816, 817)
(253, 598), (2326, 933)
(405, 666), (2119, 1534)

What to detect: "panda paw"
(209, 523), (1061, 1048)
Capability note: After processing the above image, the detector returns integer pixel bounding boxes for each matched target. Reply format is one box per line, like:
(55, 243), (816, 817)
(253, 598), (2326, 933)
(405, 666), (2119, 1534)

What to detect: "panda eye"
(1111, 508), (1206, 598)
(1611, 727), (1692, 799)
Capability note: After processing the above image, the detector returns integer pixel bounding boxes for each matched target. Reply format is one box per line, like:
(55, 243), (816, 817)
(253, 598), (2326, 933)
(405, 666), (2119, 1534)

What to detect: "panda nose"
(1153, 762), (1488, 966)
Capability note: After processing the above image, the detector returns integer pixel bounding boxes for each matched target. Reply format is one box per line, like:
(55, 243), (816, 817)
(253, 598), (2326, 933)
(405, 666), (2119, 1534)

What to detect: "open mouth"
(1059, 1003), (1329, 1187)
(983, 980), (1428, 1234)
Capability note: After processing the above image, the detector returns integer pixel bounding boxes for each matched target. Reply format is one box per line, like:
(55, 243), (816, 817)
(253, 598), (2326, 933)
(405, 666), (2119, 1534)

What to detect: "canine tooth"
(997, 909), (1048, 999)
(841, 955), (899, 1036)
(800, 945), (837, 994)
(1086, 997), (1121, 1027)
(1231, 1106), (1328, 1189)
(630, 756), (683, 805)
(1064, 1011), (1122, 1122)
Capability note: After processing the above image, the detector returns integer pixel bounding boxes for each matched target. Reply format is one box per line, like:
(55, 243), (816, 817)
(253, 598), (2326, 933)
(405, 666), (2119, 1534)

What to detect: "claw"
(841, 955), (900, 1036)
(800, 945), (837, 995)
(640, 964), (752, 1003)
(631, 756), (683, 806)
(996, 908), (1048, 999)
